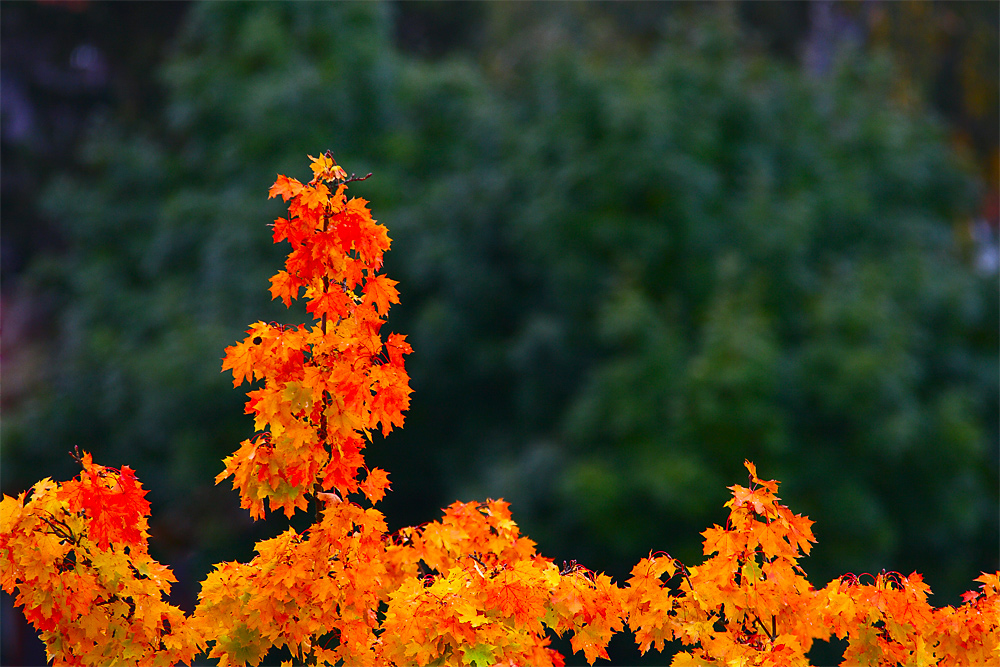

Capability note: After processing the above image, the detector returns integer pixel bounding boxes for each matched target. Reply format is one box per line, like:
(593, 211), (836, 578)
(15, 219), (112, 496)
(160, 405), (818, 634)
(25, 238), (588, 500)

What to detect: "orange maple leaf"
(268, 175), (304, 201)
(363, 274), (400, 316)
(359, 468), (390, 504)
(222, 338), (257, 387)
(268, 270), (302, 307)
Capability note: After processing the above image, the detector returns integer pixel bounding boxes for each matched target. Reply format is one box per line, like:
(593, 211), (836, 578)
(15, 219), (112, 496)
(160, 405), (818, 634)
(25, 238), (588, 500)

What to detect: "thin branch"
(753, 614), (775, 642)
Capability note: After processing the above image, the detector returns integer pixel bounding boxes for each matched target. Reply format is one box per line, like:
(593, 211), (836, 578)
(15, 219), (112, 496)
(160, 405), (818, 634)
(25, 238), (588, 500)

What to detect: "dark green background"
(2, 3), (997, 665)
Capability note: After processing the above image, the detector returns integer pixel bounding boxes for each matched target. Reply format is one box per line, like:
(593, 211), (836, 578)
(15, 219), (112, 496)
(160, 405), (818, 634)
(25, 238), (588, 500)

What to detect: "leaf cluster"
(1, 456), (202, 666)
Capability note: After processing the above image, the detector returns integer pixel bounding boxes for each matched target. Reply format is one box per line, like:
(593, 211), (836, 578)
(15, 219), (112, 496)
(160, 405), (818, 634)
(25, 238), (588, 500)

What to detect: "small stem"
(753, 614), (775, 641)
(313, 482), (323, 522)
(40, 512), (78, 544)
(313, 204), (333, 515)
(321, 206), (330, 336)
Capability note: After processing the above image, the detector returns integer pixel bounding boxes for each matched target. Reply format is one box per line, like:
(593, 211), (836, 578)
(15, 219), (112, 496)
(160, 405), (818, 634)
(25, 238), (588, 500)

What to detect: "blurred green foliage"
(5, 3), (996, 630)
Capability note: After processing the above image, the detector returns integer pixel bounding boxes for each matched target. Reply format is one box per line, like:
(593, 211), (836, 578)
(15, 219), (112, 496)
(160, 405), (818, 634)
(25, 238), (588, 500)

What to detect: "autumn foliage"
(3, 154), (997, 666)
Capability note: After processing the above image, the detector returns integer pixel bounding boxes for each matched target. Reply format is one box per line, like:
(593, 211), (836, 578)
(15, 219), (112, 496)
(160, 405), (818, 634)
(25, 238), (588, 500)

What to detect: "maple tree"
(0, 450), (202, 666)
(3, 154), (997, 666)
(622, 461), (1000, 665)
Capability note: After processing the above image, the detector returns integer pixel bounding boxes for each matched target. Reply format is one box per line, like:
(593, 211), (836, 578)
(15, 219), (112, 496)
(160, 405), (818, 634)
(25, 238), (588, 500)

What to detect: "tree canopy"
(3, 7), (996, 654)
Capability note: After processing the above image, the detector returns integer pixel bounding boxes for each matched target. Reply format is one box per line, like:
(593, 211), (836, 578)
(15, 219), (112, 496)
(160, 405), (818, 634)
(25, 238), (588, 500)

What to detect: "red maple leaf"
(58, 452), (151, 550)
(336, 213), (362, 252)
